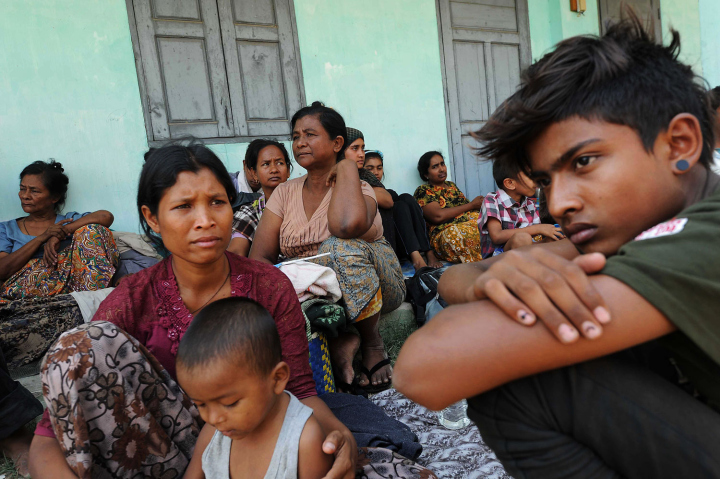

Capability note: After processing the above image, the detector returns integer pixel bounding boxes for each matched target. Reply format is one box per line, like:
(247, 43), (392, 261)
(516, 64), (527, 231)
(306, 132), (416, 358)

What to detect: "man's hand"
(43, 236), (61, 267)
(466, 248), (610, 343)
(321, 428), (357, 479)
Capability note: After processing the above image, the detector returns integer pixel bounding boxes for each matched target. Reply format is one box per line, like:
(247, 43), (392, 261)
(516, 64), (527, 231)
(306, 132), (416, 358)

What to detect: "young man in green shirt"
(394, 15), (720, 479)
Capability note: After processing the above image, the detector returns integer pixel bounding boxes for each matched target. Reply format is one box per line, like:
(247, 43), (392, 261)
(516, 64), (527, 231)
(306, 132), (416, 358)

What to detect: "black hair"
(492, 157), (522, 188)
(417, 151), (443, 182)
(137, 142), (237, 249)
(473, 11), (715, 170)
(709, 86), (720, 112)
(290, 101), (348, 161)
(176, 297), (282, 376)
(244, 139), (292, 173)
(20, 159), (69, 213)
(364, 151), (383, 164)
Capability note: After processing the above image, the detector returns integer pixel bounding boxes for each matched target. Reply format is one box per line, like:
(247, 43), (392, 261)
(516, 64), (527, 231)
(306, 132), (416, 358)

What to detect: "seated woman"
(364, 151), (443, 270)
(228, 139), (291, 257)
(0, 160), (117, 368)
(413, 151), (484, 263)
(0, 160), (117, 300)
(29, 144), (358, 479)
(250, 103), (406, 394)
(344, 127), (397, 253)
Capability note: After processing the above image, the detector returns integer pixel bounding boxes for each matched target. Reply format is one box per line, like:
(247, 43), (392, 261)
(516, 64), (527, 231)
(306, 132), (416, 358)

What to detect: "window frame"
(125, 0), (307, 147)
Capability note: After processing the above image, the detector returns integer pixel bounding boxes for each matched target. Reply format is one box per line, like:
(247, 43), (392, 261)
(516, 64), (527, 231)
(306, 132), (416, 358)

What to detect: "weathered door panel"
(438, 0), (530, 199)
(133, 0), (234, 140)
(217, 0), (304, 137)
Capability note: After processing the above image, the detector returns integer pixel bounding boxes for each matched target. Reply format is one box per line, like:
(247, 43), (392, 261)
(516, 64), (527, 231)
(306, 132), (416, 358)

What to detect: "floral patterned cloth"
(413, 182), (483, 263)
(371, 389), (510, 479)
(0, 224), (118, 303)
(0, 294), (82, 369)
(40, 321), (201, 478)
(40, 321), (436, 479)
(314, 237), (405, 322)
(429, 212), (483, 264)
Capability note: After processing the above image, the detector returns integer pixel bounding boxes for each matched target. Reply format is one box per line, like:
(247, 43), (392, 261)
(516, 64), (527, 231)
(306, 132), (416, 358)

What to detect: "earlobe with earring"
(676, 159), (690, 171)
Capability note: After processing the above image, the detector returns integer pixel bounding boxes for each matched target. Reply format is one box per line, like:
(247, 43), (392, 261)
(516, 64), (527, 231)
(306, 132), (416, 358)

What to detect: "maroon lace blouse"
(89, 251), (316, 397)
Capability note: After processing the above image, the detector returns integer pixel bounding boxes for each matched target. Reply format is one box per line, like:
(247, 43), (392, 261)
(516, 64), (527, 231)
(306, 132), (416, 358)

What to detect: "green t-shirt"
(602, 187), (720, 409)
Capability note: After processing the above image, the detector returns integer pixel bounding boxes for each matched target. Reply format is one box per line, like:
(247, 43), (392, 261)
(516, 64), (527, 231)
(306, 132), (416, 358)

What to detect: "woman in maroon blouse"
(28, 144), (357, 478)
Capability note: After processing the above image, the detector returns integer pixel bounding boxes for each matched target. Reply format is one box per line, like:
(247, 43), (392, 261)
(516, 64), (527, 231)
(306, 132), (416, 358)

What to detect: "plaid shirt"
(479, 189), (539, 258)
(232, 194), (266, 241)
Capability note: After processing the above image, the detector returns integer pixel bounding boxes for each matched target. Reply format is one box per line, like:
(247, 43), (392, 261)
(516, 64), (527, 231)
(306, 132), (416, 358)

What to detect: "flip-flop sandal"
(360, 358), (393, 394)
(334, 375), (369, 398)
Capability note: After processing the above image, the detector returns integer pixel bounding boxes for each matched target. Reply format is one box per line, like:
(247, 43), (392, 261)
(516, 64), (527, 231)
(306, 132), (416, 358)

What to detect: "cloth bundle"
(278, 261), (342, 303)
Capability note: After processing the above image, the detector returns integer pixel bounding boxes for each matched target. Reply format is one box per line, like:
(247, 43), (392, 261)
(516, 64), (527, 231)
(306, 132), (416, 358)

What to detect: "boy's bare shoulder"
(298, 413), (333, 479)
(183, 423), (216, 479)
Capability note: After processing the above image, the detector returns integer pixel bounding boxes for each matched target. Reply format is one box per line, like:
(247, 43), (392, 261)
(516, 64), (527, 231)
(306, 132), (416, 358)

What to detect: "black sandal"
(360, 358), (393, 394)
(334, 376), (369, 398)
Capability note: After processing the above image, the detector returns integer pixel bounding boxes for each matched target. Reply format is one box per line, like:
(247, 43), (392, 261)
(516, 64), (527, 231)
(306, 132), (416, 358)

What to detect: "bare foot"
(409, 251), (428, 272)
(0, 428), (33, 476)
(426, 250), (444, 269)
(329, 332), (361, 391)
(359, 343), (392, 388)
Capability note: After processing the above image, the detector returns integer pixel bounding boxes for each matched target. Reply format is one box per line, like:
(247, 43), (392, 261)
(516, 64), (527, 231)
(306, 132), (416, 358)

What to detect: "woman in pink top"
(28, 144), (358, 479)
(251, 102), (406, 394)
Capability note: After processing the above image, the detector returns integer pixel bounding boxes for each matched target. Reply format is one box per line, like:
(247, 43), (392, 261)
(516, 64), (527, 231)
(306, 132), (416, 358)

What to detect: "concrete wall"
(528, 0), (704, 78)
(0, 0), (448, 232)
(660, 0), (703, 74)
(292, 0), (449, 191)
(698, 0), (720, 87)
(528, 0), (601, 61)
(0, 0), (149, 233)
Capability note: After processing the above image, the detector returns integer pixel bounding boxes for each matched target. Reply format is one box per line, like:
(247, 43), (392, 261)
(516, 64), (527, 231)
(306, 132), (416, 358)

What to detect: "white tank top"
(201, 391), (312, 479)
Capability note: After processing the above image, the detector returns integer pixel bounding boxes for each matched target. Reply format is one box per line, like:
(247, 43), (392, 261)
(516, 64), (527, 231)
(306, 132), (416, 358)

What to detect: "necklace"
(173, 259), (232, 315)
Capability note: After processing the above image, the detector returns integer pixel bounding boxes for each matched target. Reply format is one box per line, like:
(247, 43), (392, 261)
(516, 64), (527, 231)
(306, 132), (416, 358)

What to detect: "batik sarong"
(315, 237), (405, 322)
(430, 212), (483, 264)
(0, 224), (118, 303)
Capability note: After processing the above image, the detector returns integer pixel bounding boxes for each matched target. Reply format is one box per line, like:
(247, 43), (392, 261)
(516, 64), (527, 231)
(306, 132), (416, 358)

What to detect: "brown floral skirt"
(41, 322), (435, 478)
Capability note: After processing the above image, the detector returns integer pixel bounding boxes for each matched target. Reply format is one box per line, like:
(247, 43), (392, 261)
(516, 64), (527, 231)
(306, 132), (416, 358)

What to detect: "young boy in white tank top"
(177, 297), (332, 479)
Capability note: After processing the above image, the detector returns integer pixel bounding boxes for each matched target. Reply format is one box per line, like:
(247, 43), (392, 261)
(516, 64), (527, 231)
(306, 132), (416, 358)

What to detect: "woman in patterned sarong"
(413, 151), (485, 263)
(0, 160), (118, 368)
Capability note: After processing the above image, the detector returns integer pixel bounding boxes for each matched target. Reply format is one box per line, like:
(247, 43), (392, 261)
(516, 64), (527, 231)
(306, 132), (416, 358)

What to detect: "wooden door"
(437, 0), (531, 199)
(217, 0), (305, 137)
(132, 0), (234, 140)
(599, 0), (662, 41)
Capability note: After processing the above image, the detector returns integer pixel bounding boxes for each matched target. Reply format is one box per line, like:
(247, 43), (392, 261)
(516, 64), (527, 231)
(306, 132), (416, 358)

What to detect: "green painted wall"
(660, 0), (703, 74)
(0, 0), (448, 232)
(0, 0), (149, 233)
(699, 0), (720, 87)
(292, 0), (449, 191)
(528, 0), (600, 61)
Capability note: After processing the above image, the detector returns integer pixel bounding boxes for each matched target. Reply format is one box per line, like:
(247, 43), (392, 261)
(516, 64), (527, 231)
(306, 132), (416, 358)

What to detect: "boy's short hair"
(473, 11), (715, 170)
(177, 297), (282, 376)
(492, 158), (522, 189)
